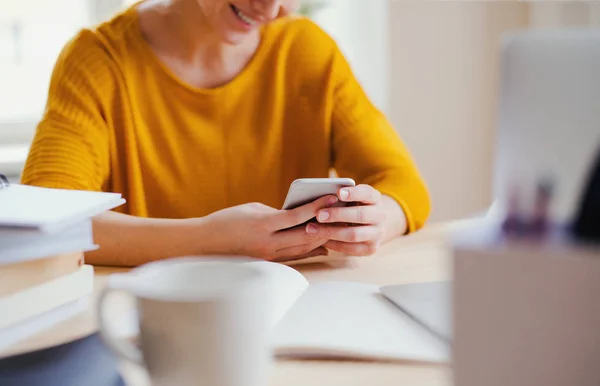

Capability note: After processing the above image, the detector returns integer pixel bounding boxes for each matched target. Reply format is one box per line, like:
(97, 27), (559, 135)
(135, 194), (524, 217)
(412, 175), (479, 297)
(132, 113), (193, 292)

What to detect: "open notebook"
(252, 261), (450, 363)
(113, 261), (450, 363)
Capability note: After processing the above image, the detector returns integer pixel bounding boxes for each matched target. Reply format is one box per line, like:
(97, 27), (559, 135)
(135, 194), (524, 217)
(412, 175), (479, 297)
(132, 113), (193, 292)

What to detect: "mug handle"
(97, 274), (143, 365)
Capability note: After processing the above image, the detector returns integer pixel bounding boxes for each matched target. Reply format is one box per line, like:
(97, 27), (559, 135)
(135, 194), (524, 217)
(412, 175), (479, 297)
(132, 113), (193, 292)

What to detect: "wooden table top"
(4, 220), (472, 385)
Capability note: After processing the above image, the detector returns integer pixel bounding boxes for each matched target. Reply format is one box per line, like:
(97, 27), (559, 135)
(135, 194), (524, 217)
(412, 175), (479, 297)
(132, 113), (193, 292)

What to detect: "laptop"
(381, 281), (452, 344)
(492, 28), (600, 224)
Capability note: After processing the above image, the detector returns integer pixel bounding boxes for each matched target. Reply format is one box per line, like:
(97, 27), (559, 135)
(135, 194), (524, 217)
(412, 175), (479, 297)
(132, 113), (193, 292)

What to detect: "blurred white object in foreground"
(452, 220), (600, 386)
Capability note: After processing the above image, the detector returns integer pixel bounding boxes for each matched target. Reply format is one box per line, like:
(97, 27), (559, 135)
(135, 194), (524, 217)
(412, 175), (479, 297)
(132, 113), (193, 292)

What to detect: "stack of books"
(0, 175), (125, 351)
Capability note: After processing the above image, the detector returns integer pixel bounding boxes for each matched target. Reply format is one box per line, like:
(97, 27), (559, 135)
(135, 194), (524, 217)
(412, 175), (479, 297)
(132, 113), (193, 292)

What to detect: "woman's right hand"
(201, 195), (339, 261)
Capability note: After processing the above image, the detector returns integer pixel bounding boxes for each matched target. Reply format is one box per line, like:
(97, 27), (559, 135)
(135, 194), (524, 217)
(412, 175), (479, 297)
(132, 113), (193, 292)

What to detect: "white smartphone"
(282, 178), (356, 210)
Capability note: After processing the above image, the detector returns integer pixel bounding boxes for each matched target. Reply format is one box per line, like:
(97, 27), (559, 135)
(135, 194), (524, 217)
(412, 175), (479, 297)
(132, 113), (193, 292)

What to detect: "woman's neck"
(137, 0), (260, 87)
(169, 0), (259, 64)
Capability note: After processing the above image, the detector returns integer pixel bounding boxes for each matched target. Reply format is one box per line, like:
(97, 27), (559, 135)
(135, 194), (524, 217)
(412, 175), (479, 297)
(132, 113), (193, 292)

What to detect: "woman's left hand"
(315, 184), (403, 256)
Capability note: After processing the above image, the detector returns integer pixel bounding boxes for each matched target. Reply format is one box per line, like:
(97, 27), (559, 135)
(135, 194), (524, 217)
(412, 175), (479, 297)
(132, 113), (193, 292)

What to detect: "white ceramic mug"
(97, 257), (272, 386)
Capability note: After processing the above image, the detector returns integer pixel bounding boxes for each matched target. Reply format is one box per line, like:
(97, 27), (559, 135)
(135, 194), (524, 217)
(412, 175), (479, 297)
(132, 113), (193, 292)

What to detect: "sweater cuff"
(377, 189), (418, 234)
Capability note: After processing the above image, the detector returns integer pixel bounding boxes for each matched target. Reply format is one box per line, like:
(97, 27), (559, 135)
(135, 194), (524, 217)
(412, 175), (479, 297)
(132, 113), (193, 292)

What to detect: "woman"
(21, 0), (430, 266)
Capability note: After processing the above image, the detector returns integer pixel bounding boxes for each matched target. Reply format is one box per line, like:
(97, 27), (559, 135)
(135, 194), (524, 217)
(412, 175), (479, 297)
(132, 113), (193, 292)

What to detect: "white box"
(452, 222), (600, 386)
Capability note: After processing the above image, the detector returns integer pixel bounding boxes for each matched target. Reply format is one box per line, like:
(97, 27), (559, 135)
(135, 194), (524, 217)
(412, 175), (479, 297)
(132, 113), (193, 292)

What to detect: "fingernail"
(340, 189), (349, 200)
(327, 196), (338, 206)
(306, 223), (319, 234)
(319, 210), (330, 222)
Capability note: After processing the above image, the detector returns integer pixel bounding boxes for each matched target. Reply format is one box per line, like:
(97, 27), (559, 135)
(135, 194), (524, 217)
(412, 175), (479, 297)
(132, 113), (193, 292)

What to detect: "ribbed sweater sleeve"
(21, 30), (114, 191)
(328, 39), (431, 232)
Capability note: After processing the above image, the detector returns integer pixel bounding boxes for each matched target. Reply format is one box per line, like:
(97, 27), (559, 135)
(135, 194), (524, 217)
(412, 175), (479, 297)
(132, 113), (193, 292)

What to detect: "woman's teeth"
(232, 5), (258, 26)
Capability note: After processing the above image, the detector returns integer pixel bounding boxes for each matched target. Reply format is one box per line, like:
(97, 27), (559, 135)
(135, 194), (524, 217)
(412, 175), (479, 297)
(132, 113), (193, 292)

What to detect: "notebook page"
(273, 282), (450, 363)
(0, 184), (124, 232)
(244, 261), (310, 326)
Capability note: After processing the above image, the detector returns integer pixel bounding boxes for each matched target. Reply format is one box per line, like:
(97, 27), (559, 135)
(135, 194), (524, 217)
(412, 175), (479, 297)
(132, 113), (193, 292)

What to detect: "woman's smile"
(230, 3), (262, 29)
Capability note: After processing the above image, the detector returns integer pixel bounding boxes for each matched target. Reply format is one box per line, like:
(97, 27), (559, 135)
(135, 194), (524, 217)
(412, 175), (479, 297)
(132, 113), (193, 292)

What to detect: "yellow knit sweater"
(22, 6), (431, 232)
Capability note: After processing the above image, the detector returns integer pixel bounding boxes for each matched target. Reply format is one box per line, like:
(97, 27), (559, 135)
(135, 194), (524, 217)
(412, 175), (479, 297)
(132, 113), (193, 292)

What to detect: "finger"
(316, 205), (385, 225)
(274, 243), (329, 261)
(273, 223), (328, 250)
(327, 225), (382, 243)
(271, 246), (329, 263)
(275, 195), (338, 230)
(338, 184), (381, 205)
(324, 240), (380, 257)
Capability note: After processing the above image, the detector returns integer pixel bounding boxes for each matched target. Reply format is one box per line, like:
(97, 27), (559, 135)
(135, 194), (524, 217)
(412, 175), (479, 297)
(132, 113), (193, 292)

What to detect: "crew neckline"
(125, 4), (271, 95)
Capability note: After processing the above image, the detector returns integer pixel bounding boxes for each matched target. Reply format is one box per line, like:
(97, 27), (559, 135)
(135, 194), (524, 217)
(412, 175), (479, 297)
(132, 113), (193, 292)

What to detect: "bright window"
(0, 0), (122, 143)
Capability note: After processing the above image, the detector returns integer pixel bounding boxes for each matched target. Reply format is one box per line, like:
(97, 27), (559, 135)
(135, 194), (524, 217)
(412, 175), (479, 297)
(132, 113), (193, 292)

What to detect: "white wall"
(388, 2), (529, 222)
(386, 1), (600, 222)
(313, 0), (390, 113)
(529, 1), (600, 27)
(313, 1), (532, 222)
